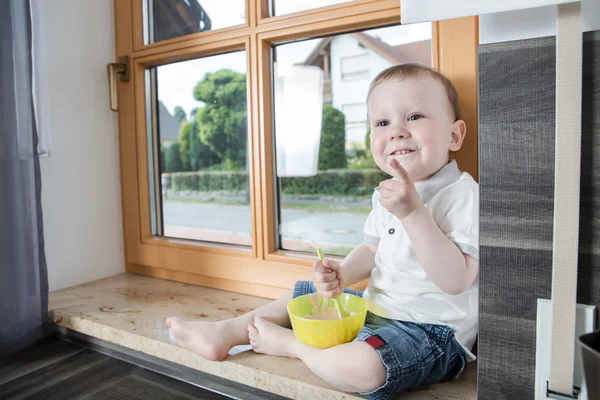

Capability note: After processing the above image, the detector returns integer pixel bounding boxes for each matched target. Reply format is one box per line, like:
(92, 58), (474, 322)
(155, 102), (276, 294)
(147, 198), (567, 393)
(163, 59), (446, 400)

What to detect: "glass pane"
(270, 0), (354, 17)
(153, 51), (251, 247)
(146, 0), (246, 44)
(273, 23), (432, 257)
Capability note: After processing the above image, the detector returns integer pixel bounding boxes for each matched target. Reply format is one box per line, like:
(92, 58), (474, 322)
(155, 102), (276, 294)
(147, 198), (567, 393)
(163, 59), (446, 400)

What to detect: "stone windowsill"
(49, 273), (477, 400)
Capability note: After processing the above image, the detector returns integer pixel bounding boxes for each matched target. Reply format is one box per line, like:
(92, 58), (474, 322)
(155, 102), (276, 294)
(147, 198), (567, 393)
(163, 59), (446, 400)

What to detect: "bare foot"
(166, 317), (237, 361)
(247, 316), (301, 358)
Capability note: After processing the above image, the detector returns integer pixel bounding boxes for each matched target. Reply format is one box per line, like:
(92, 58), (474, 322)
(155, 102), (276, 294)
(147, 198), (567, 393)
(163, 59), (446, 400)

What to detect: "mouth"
(389, 149), (416, 156)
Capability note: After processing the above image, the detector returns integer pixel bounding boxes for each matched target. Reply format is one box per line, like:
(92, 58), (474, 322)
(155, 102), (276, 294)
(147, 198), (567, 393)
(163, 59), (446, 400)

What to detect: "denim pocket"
(423, 324), (454, 350)
(419, 325), (462, 386)
(441, 351), (467, 382)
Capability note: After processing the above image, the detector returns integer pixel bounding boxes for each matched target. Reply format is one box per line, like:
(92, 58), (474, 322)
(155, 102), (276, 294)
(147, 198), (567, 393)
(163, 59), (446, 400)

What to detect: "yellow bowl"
(287, 293), (368, 349)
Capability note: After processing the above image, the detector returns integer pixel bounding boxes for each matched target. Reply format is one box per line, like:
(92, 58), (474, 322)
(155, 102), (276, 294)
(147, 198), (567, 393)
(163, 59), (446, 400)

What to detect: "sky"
(156, 0), (431, 117)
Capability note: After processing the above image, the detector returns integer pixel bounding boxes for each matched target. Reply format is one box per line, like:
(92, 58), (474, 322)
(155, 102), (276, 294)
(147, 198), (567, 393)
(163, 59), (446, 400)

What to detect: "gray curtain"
(0, 0), (50, 356)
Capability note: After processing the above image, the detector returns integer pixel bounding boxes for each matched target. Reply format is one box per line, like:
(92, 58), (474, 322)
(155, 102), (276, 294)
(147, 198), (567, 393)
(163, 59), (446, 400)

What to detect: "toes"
(167, 317), (182, 330)
(248, 322), (261, 350)
(250, 337), (260, 352)
(247, 323), (258, 340)
(253, 316), (265, 329)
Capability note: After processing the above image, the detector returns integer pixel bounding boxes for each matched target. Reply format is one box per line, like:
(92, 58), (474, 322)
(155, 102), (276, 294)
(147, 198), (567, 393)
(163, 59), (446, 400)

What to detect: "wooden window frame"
(114, 0), (478, 299)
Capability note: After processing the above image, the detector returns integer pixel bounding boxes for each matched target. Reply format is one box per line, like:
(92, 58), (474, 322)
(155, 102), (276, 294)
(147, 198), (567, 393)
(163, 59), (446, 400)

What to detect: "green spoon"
(316, 248), (350, 319)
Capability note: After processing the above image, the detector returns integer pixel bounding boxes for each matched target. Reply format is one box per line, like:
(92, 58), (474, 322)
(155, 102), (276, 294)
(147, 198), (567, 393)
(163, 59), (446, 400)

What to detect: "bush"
(189, 122), (221, 171)
(171, 170), (248, 192)
(167, 169), (390, 196)
(165, 142), (184, 173)
(178, 121), (193, 171)
(179, 121), (222, 171)
(281, 169), (388, 196)
(347, 156), (377, 170)
(362, 128), (378, 168)
(318, 105), (347, 170)
(160, 144), (167, 173)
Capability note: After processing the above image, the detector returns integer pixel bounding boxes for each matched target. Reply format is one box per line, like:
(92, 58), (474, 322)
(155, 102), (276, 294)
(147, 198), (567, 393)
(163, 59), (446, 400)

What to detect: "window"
(115, 1), (479, 298)
(343, 103), (368, 149)
(273, 25), (432, 256)
(145, 0), (246, 44)
(342, 103), (367, 124)
(341, 54), (369, 81)
(153, 52), (251, 246)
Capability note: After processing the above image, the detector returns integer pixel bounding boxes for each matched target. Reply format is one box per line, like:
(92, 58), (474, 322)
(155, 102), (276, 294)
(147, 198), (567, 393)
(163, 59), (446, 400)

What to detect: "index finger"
(388, 159), (411, 183)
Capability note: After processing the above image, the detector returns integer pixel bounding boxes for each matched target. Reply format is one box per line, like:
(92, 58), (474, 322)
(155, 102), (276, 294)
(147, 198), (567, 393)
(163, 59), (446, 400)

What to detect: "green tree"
(179, 120), (221, 171)
(188, 121), (220, 170)
(173, 106), (187, 124)
(194, 69), (247, 168)
(190, 107), (199, 120)
(178, 121), (193, 170)
(365, 128), (377, 168)
(160, 143), (167, 173)
(165, 142), (184, 172)
(318, 105), (347, 170)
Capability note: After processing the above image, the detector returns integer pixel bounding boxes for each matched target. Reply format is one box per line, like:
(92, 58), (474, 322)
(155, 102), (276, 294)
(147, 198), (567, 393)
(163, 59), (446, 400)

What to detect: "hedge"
(170, 170), (248, 192)
(167, 169), (390, 196)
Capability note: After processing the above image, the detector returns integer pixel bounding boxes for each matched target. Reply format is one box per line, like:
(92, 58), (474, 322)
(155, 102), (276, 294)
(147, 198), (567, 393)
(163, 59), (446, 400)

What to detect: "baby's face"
(368, 75), (463, 183)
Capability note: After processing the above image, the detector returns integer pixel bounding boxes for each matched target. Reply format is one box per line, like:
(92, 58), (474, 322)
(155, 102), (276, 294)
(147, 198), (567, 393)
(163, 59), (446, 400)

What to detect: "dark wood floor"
(0, 337), (231, 399)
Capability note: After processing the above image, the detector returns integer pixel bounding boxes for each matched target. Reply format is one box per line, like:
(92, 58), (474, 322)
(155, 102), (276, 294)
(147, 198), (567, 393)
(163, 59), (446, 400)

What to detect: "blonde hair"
(367, 63), (461, 121)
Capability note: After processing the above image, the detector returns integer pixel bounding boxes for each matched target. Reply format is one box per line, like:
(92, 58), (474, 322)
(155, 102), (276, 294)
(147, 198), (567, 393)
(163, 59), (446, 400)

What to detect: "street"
(163, 202), (368, 249)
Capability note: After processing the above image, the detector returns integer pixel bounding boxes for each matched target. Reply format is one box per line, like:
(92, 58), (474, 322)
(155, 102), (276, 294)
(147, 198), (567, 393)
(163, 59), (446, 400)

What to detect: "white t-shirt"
(362, 160), (479, 361)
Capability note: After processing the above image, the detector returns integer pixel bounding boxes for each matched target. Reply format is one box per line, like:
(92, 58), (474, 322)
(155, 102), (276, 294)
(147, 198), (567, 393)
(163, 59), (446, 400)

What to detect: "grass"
(163, 196), (371, 214)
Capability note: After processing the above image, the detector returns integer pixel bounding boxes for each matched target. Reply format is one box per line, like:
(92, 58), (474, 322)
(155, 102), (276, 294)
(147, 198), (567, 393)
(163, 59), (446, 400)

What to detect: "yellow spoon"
(316, 248), (350, 319)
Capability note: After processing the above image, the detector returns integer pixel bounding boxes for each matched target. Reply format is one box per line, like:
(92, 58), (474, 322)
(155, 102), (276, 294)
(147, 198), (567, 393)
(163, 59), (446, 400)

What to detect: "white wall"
(41, 0), (125, 291)
(480, 2), (600, 44)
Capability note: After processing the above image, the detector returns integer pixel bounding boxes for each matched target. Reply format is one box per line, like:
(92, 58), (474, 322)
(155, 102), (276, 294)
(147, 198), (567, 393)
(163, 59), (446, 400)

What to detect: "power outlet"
(535, 299), (596, 400)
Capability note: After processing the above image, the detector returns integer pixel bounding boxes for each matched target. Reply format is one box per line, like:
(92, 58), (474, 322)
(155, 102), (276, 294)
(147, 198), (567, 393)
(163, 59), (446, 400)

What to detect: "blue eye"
(375, 120), (389, 127)
(408, 114), (423, 121)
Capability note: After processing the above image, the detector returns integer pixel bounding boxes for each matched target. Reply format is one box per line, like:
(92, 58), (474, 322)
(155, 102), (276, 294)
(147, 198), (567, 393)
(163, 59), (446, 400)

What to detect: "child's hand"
(312, 258), (345, 298)
(379, 159), (423, 220)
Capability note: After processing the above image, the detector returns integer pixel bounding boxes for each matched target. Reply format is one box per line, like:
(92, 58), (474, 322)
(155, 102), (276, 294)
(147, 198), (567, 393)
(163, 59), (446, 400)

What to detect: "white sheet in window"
(274, 64), (324, 177)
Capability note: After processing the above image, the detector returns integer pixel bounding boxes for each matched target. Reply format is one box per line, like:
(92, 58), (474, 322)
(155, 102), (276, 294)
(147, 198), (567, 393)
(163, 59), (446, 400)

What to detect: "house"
(302, 33), (432, 150)
(158, 101), (181, 146)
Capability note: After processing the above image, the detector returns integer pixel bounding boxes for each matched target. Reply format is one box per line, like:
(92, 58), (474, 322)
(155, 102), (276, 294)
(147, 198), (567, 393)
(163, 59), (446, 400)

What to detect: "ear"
(449, 120), (466, 152)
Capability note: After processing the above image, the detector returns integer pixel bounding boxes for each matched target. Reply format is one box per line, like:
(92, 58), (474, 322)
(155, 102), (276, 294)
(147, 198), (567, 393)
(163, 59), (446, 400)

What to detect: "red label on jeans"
(366, 335), (386, 350)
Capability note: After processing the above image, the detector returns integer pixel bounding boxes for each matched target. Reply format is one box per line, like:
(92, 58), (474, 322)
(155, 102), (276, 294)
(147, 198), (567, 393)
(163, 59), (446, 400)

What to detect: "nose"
(389, 123), (410, 140)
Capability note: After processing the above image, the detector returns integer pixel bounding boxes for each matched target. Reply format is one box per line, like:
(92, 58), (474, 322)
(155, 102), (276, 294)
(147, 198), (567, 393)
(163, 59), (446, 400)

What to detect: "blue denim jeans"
(293, 281), (467, 400)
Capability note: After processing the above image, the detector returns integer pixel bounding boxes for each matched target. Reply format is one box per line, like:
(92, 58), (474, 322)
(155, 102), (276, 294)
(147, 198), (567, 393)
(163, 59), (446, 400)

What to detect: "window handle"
(106, 56), (130, 111)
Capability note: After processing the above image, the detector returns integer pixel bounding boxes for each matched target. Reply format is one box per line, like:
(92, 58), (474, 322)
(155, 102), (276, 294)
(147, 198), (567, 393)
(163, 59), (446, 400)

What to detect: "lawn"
(163, 196), (371, 214)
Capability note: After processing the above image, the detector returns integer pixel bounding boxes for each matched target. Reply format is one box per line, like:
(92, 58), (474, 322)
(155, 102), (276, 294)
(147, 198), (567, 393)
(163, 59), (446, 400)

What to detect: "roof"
(303, 33), (432, 67)
(158, 101), (181, 142)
